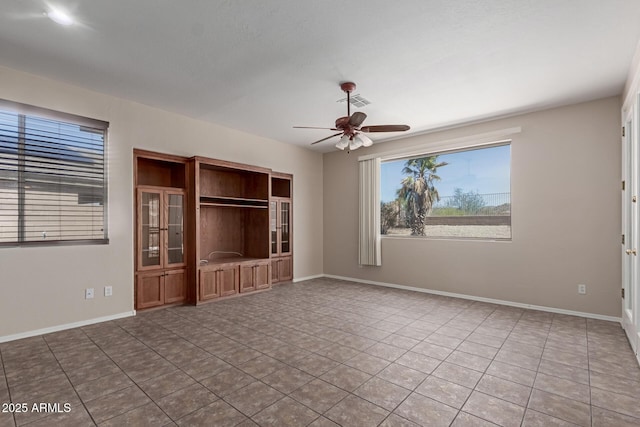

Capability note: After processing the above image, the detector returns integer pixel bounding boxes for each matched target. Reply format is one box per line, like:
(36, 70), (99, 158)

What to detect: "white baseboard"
(0, 311), (136, 344)
(293, 274), (324, 283)
(0, 275), (621, 343)
(323, 274), (622, 323)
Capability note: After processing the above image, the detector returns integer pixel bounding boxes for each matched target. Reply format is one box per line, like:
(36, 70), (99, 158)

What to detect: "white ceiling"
(1, 1), (640, 152)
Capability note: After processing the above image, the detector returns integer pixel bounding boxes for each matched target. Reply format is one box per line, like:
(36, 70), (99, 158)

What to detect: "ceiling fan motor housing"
(340, 82), (356, 93)
(335, 116), (357, 137)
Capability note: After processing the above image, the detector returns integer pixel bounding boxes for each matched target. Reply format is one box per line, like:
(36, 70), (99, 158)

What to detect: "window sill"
(0, 239), (109, 248)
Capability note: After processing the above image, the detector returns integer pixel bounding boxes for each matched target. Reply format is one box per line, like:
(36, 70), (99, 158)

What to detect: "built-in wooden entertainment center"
(134, 149), (292, 310)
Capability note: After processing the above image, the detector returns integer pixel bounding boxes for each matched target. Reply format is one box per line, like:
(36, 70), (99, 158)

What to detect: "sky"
(380, 144), (511, 203)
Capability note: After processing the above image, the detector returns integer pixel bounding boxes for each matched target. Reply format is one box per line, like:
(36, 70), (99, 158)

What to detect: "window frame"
(371, 127), (519, 242)
(0, 99), (109, 247)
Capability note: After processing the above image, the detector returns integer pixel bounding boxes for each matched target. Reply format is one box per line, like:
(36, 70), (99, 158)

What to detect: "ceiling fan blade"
(293, 126), (339, 130)
(360, 125), (410, 133)
(349, 112), (367, 127)
(310, 132), (343, 145)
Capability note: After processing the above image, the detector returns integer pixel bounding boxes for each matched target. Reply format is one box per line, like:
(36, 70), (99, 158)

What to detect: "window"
(380, 142), (511, 240)
(0, 100), (108, 246)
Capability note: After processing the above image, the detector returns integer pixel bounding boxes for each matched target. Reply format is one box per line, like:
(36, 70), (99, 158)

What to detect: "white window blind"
(359, 157), (381, 266)
(0, 100), (108, 246)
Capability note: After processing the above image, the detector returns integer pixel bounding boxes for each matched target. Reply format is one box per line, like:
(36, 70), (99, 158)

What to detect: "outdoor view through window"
(380, 143), (511, 239)
(0, 107), (107, 245)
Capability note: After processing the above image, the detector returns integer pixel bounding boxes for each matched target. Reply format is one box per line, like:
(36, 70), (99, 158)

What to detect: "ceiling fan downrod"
(340, 81), (356, 117)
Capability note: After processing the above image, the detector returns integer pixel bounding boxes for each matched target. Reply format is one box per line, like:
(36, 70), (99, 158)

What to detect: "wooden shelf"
(272, 176), (291, 198)
(200, 203), (268, 209)
(135, 151), (186, 189)
(200, 256), (269, 267)
(200, 195), (268, 203)
(198, 161), (269, 201)
(199, 196), (268, 208)
(193, 156), (271, 304)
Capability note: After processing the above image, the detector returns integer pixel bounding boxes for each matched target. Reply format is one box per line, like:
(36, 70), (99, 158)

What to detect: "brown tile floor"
(1, 278), (640, 426)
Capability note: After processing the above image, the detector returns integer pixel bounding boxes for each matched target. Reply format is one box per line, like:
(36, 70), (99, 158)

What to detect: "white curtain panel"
(359, 157), (382, 266)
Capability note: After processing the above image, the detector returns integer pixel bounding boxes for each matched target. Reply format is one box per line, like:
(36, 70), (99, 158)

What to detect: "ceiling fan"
(294, 82), (410, 150)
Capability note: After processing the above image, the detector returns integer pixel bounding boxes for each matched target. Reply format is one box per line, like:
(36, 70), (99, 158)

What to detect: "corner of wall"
(623, 39), (640, 109)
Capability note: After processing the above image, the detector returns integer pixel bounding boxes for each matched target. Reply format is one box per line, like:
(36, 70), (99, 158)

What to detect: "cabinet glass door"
(270, 201), (278, 255)
(140, 191), (161, 267)
(280, 201), (290, 254)
(166, 193), (184, 265)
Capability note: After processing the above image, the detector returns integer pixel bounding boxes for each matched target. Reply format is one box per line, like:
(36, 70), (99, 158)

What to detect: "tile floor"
(1, 278), (640, 426)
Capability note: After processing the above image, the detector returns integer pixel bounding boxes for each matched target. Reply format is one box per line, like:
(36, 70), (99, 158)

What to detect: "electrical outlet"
(578, 284), (586, 295)
(85, 288), (94, 299)
(104, 286), (112, 297)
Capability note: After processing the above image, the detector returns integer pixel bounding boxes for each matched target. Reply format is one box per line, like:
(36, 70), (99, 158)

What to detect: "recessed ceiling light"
(47, 8), (74, 26)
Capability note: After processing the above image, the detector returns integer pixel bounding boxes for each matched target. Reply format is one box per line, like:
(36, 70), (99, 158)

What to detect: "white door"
(622, 100), (639, 357)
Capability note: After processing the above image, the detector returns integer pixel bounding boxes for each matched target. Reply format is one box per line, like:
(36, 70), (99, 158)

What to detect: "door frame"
(622, 97), (639, 359)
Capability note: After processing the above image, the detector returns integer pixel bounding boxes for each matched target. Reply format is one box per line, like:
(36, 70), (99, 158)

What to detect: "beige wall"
(0, 66), (324, 339)
(324, 97), (622, 317)
(623, 40), (640, 110)
(0, 63), (622, 338)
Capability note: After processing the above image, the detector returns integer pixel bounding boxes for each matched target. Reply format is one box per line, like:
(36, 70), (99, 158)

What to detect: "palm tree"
(396, 156), (448, 235)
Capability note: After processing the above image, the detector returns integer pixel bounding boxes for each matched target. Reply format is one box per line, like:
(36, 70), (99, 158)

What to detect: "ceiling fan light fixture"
(349, 136), (364, 150)
(47, 8), (75, 26)
(335, 135), (350, 150)
(357, 133), (373, 147)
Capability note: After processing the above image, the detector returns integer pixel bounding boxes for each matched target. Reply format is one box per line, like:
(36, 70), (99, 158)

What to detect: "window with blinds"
(0, 100), (108, 246)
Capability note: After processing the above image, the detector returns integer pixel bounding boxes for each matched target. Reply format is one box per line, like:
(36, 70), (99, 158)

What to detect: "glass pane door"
(141, 191), (161, 267)
(280, 201), (290, 254)
(166, 193), (184, 265)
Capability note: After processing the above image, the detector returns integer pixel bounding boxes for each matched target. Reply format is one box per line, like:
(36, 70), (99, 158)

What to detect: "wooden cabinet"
(137, 188), (186, 271)
(240, 260), (270, 293)
(219, 264), (240, 296)
(239, 264), (256, 293)
(254, 261), (271, 290)
(271, 256), (293, 283)
(198, 269), (219, 301)
(270, 199), (292, 257)
(134, 150), (189, 311)
(136, 269), (186, 309)
(165, 269), (187, 303)
(200, 260), (265, 299)
(271, 173), (293, 283)
(134, 150), (277, 310)
(198, 264), (239, 301)
(136, 271), (164, 309)
(192, 157), (271, 303)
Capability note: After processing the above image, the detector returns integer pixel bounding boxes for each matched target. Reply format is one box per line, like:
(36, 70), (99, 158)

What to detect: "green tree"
(447, 188), (486, 215)
(396, 156), (448, 235)
(380, 201), (399, 234)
